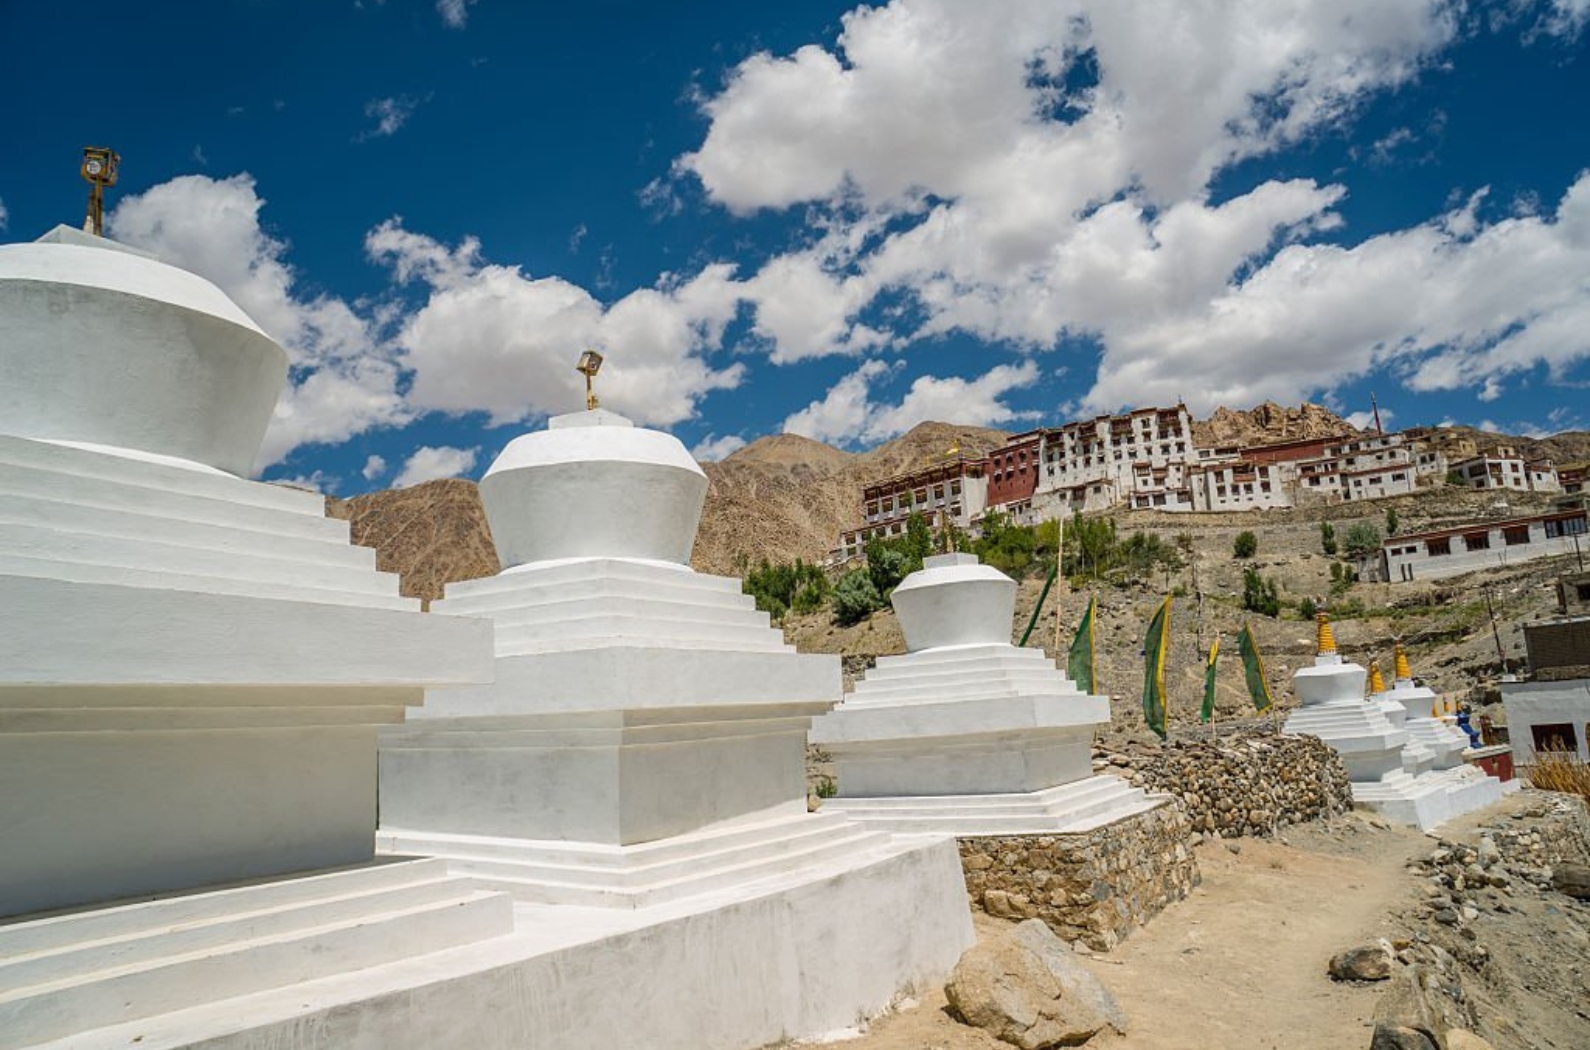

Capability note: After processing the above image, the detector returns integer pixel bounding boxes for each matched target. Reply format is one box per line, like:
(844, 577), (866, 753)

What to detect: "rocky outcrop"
(1193, 401), (1357, 449)
(945, 919), (1125, 1049)
(325, 478), (498, 607)
(959, 802), (1199, 951)
(1093, 733), (1354, 839)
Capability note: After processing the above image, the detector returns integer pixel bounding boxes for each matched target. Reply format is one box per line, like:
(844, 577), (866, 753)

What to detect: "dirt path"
(820, 815), (1430, 1050)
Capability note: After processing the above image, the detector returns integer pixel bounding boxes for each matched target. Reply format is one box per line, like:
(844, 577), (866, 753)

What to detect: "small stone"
(1461, 906), (1479, 922)
(1434, 908), (1460, 926)
(1224, 841), (1242, 855)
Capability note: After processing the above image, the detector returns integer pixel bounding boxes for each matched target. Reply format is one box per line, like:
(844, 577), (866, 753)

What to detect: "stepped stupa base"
(818, 775), (1164, 836)
(377, 809), (897, 909)
(1347, 765), (1508, 831)
(13, 836), (970, 1050)
(0, 858), (513, 1050)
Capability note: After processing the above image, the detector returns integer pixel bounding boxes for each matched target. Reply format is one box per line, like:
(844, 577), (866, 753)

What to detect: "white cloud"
(1343, 407), (1393, 431)
(783, 359), (1039, 446)
(691, 433), (747, 461)
(361, 454), (388, 481)
(436, 0), (478, 29)
(669, 0), (1590, 417)
(107, 174), (408, 472)
(367, 219), (746, 427)
(358, 95), (426, 140)
(392, 445), (478, 488)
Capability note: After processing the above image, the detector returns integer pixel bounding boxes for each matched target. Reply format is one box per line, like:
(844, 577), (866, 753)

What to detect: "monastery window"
(1391, 473), (1406, 482)
(1531, 723), (1578, 755)
(1503, 526), (1531, 546)
(1464, 532), (1491, 551)
(1310, 477), (1320, 486)
(1546, 517), (1588, 538)
(1427, 537), (1451, 556)
(1261, 482), (1271, 493)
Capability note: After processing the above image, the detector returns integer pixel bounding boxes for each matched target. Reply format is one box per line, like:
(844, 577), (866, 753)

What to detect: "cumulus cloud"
(108, 174), (408, 471)
(357, 95), (427, 140)
(691, 433), (747, 461)
(367, 219), (745, 427)
(783, 359), (1040, 446)
(393, 445), (478, 487)
(436, 0), (478, 29)
(670, 0), (1590, 417)
(361, 454), (388, 481)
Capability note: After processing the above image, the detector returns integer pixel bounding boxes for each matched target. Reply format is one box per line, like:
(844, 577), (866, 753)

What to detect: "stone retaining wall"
(1094, 732), (1353, 838)
(958, 801), (1200, 951)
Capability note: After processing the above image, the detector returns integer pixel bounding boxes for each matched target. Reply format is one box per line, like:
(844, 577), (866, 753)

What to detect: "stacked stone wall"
(1095, 732), (1353, 838)
(958, 801), (1199, 951)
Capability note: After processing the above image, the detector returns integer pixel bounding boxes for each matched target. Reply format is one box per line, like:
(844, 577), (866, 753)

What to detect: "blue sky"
(2, 0), (1588, 492)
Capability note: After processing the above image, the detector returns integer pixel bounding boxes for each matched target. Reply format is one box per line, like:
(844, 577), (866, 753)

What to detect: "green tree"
(742, 557), (830, 620)
(1385, 506), (1400, 536)
(1233, 530), (1258, 559)
(1342, 521), (1383, 559)
(865, 541), (912, 596)
(832, 570), (883, 626)
(1320, 521), (1338, 556)
(1298, 596), (1318, 621)
(1241, 566), (1280, 617)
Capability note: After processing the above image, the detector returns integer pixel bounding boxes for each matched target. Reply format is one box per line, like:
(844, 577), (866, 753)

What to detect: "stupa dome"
(892, 553), (1016, 651)
(480, 408), (707, 568)
(0, 226), (288, 476)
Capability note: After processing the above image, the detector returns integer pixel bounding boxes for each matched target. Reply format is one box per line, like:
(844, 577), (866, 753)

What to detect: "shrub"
(1342, 521), (1383, 558)
(1298, 596), (1318, 621)
(832, 570), (883, 626)
(1320, 522), (1338, 556)
(1233, 530), (1258, 559)
(814, 776), (839, 799)
(1241, 566), (1280, 616)
(743, 557), (829, 620)
(1529, 748), (1590, 803)
(1385, 507), (1400, 536)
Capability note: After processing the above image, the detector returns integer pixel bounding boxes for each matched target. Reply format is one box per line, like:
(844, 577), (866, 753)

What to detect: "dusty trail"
(824, 815), (1429, 1050)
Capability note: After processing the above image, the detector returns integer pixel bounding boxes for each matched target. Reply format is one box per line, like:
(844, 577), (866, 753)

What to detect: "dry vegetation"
(1529, 750), (1590, 803)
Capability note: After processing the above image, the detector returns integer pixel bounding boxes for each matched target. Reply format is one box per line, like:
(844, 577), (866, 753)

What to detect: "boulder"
(1329, 944), (1393, 982)
(1370, 1024), (1438, 1050)
(945, 919), (1126, 1049)
(1445, 1031), (1498, 1050)
(1372, 964), (1448, 1050)
(1550, 862), (1590, 901)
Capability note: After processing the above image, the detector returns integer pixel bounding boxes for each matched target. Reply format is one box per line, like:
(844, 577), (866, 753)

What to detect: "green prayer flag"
(1200, 636), (1220, 723)
(1237, 622), (1273, 712)
(1068, 595), (1097, 695)
(1141, 595), (1172, 739)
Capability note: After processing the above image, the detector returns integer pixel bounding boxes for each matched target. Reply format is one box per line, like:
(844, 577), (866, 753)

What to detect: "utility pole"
(1484, 589), (1507, 674)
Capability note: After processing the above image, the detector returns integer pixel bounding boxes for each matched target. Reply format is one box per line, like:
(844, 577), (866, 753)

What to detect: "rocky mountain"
(325, 478), (497, 607)
(1192, 401), (1358, 448)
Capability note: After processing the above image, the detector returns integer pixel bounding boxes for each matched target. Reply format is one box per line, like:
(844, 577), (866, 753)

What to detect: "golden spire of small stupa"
(1315, 611), (1337, 656)
(1432, 698), (1441, 719)
(1367, 659), (1386, 695)
(1393, 641), (1413, 682)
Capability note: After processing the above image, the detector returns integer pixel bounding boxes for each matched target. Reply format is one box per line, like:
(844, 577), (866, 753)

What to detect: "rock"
(1225, 841), (1242, 855)
(1329, 944), (1393, 982)
(1460, 906), (1479, 922)
(1433, 908), (1460, 926)
(1551, 862), (1590, 900)
(1370, 1024), (1439, 1050)
(1445, 1030), (1497, 1050)
(944, 919), (1125, 1049)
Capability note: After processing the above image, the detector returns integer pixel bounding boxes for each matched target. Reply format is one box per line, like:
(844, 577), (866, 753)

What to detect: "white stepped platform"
(379, 810), (896, 908)
(13, 836), (971, 1050)
(820, 775), (1165, 836)
(0, 858), (512, 1050)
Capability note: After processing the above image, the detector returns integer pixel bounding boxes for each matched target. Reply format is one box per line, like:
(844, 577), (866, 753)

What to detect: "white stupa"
(1366, 658), (1438, 777)
(1285, 614), (1476, 830)
(809, 553), (1160, 833)
(375, 405), (973, 1041)
(0, 227), (510, 1048)
(1372, 644), (1505, 814)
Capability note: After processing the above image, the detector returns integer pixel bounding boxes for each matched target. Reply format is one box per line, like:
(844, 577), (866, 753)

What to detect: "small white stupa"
(809, 553), (1160, 833)
(1366, 657), (1438, 777)
(1373, 643), (1505, 813)
(1285, 614), (1466, 830)
(376, 399), (972, 1043)
(0, 226), (509, 1049)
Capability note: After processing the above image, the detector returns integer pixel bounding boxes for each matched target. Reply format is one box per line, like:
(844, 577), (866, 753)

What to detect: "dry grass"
(1528, 749), (1590, 802)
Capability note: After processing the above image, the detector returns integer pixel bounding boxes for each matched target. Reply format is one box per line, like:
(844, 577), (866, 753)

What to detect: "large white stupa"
(809, 553), (1159, 833)
(1284, 614), (1497, 830)
(0, 227), (510, 1048)
(375, 405), (973, 1040)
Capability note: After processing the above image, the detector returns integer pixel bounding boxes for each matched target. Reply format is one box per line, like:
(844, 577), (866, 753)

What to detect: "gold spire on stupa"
(1315, 611), (1337, 656)
(1367, 659), (1386, 695)
(1393, 641), (1413, 682)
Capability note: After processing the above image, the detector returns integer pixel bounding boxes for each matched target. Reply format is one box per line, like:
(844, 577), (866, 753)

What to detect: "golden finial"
(1315, 611), (1337, 656)
(1367, 660), (1386, 695)
(575, 350), (604, 411)
(80, 146), (120, 237)
(1393, 641), (1413, 682)
(1431, 699), (1440, 719)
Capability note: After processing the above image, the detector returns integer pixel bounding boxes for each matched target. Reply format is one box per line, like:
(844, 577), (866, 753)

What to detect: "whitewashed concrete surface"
(0, 229), (286, 476)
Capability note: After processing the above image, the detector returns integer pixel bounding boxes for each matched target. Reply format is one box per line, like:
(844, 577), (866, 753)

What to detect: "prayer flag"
(1200, 636), (1220, 723)
(1142, 596), (1172, 739)
(1236, 622), (1272, 712)
(1069, 595), (1098, 695)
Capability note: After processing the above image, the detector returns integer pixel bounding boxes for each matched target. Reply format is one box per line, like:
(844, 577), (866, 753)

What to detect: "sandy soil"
(803, 814), (1434, 1050)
